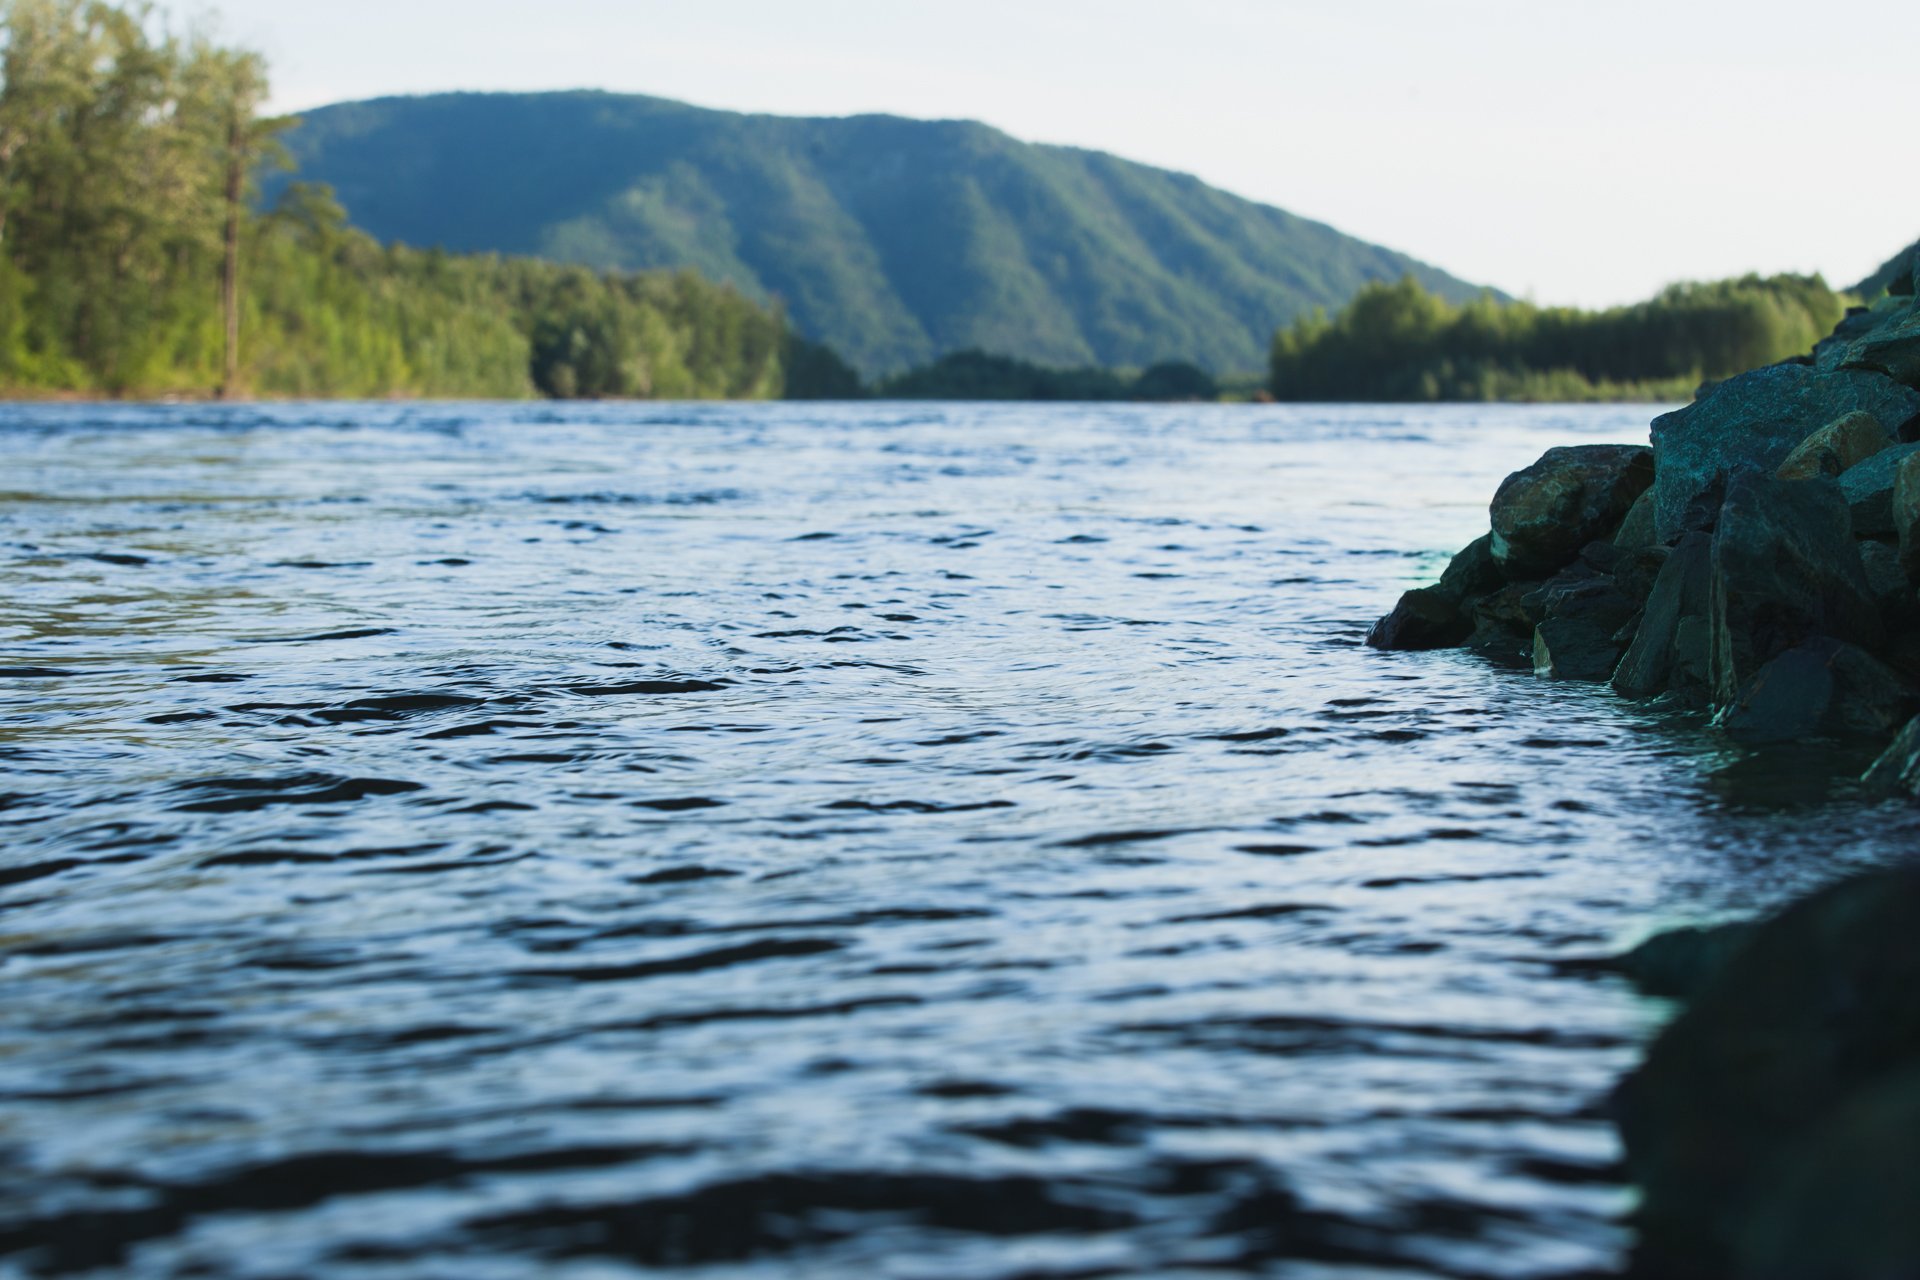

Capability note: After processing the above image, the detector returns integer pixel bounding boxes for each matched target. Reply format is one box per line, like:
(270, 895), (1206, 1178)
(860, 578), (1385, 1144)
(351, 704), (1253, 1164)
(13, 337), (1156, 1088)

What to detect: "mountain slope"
(282, 91), (1495, 376)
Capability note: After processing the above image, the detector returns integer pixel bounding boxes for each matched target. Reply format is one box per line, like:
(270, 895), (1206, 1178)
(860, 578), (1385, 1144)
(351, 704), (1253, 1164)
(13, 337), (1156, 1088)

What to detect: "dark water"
(2, 401), (1912, 1280)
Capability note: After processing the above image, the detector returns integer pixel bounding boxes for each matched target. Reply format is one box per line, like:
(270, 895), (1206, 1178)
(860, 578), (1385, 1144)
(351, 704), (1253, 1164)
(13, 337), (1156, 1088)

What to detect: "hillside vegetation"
(1269, 274), (1852, 402)
(0, 0), (788, 400)
(281, 92), (1495, 378)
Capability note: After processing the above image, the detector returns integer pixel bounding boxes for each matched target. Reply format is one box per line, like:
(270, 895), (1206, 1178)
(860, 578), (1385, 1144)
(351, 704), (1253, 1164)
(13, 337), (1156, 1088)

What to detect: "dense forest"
(279, 92), (1496, 378)
(0, 0), (792, 399)
(1268, 274), (1852, 402)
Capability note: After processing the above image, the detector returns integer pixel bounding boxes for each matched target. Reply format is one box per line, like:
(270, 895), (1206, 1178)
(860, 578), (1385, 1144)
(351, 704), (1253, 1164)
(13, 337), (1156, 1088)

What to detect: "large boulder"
(1844, 307), (1920, 391)
(1815, 306), (1906, 371)
(1613, 533), (1712, 702)
(1714, 638), (1915, 744)
(1837, 441), (1920, 537)
(1707, 473), (1883, 705)
(1616, 866), (1920, 1278)
(1774, 410), (1892, 481)
(1488, 445), (1653, 577)
(1650, 364), (1920, 542)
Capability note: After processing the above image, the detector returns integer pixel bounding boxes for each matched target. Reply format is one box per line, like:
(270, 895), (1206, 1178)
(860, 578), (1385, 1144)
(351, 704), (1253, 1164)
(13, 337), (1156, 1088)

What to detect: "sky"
(193, 0), (1918, 307)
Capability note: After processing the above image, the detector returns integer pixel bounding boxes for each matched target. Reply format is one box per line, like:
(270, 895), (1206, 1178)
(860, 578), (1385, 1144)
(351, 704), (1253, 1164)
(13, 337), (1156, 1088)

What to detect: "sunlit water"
(2, 401), (1913, 1280)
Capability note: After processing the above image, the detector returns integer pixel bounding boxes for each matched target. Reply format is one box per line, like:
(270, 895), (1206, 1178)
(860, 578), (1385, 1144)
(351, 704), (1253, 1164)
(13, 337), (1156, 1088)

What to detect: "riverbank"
(1371, 260), (1920, 1276)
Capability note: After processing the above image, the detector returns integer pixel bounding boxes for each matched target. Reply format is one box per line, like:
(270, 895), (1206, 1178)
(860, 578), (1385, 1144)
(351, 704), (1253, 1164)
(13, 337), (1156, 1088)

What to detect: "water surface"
(2, 402), (1910, 1279)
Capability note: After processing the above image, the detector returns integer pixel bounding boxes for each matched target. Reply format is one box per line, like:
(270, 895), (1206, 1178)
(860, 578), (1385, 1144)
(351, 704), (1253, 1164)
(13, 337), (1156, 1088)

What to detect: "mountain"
(1854, 239), (1918, 296)
(279, 91), (1496, 377)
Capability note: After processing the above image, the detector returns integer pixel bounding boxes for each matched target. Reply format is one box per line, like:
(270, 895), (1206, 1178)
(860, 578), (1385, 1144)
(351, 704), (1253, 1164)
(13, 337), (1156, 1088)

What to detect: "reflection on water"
(1, 401), (1913, 1279)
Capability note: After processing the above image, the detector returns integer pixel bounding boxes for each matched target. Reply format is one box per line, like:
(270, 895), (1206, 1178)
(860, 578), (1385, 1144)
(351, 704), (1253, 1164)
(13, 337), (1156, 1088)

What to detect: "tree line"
(0, 0), (794, 399)
(1267, 274), (1851, 402)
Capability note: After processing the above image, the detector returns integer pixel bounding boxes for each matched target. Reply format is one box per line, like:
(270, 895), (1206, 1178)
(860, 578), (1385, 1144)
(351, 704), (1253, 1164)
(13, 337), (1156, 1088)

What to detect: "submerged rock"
(1707, 472), (1882, 705)
(1488, 444), (1653, 578)
(1616, 921), (1757, 1000)
(1617, 866), (1920, 1278)
(1649, 364), (1920, 543)
(1369, 535), (1508, 651)
(1714, 637), (1915, 744)
(1366, 584), (1471, 651)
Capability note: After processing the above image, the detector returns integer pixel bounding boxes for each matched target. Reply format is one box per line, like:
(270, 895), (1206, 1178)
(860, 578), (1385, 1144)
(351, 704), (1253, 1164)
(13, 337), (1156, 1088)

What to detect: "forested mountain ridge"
(282, 91), (1496, 376)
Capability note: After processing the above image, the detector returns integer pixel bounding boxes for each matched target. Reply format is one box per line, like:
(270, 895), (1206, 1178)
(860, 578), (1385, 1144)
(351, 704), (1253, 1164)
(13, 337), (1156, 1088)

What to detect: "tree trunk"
(219, 114), (242, 400)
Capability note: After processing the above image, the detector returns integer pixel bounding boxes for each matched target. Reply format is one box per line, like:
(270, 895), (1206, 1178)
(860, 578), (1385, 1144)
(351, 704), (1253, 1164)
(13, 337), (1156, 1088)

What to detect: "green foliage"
(1268, 275), (1851, 402)
(278, 92), (1499, 379)
(781, 334), (864, 399)
(877, 349), (1219, 402)
(0, 2), (799, 400)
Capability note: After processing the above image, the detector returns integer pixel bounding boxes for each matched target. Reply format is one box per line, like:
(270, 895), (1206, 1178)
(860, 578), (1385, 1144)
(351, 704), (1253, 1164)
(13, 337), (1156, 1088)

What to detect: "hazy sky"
(195, 0), (1918, 307)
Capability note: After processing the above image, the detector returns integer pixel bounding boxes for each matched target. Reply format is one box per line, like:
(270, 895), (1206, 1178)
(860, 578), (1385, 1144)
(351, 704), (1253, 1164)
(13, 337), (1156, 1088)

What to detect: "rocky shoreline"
(1371, 258), (1920, 1278)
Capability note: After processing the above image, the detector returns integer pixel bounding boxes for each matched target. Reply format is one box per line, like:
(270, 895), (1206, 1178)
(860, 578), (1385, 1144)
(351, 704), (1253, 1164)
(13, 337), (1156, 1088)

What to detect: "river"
(3, 401), (1912, 1279)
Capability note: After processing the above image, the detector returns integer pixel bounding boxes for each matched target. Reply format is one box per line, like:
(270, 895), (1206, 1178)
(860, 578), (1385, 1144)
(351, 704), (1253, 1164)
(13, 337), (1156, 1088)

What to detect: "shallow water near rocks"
(2, 401), (1915, 1279)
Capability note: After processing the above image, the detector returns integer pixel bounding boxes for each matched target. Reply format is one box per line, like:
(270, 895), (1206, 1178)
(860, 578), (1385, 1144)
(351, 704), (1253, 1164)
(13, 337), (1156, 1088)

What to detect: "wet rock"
(1367, 585), (1471, 651)
(1649, 364), (1920, 542)
(1836, 440), (1920, 537)
(1437, 533), (1504, 600)
(1613, 534), (1712, 701)
(1368, 535), (1507, 651)
(1736, 1067), (1920, 1280)
(1617, 921), (1757, 1001)
(1862, 716), (1920, 795)
(1773, 410), (1891, 480)
(1617, 866), (1920, 1278)
(1714, 638), (1916, 745)
(1525, 561), (1641, 682)
(1707, 472), (1882, 705)
(1488, 444), (1653, 577)
(1465, 580), (1547, 665)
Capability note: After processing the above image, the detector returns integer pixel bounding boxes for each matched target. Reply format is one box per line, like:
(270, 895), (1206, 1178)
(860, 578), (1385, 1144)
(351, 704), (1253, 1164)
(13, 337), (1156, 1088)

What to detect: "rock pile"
(1371, 265), (1920, 759)
(1616, 868), (1920, 1278)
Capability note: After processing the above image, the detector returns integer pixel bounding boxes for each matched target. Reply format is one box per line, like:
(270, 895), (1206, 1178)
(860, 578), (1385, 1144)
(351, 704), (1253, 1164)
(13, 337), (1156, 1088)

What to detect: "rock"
(1488, 444), (1653, 577)
(1863, 716), (1920, 795)
(1617, 921), (1757, 1001)
(1774, 410), (1892, 480)
(1613, 533), (1712, 701)
(1437, 533), (1504, 600)
(1736, 1067), (1920, 1280)
(1611, 489), (1660, 552)
(1369, 535), (1509, 651)
(1897, 452), (1920, 578)
(1843, 309), (1920, 391)
(1839, 441), (1920, 536)
(1466, 580), (1546, 665)
(1366, 584), (1470, 651)
(1714, 638), (1916, 745)
(1707, 472), (1883, 705)
(1856, 538), (1917, 625)
(1649, 364), (1920, 543)
(1616, 866), (1920, 1278)
(1814, 304), (1908, 371)
(1525, 560), (1641, 682)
